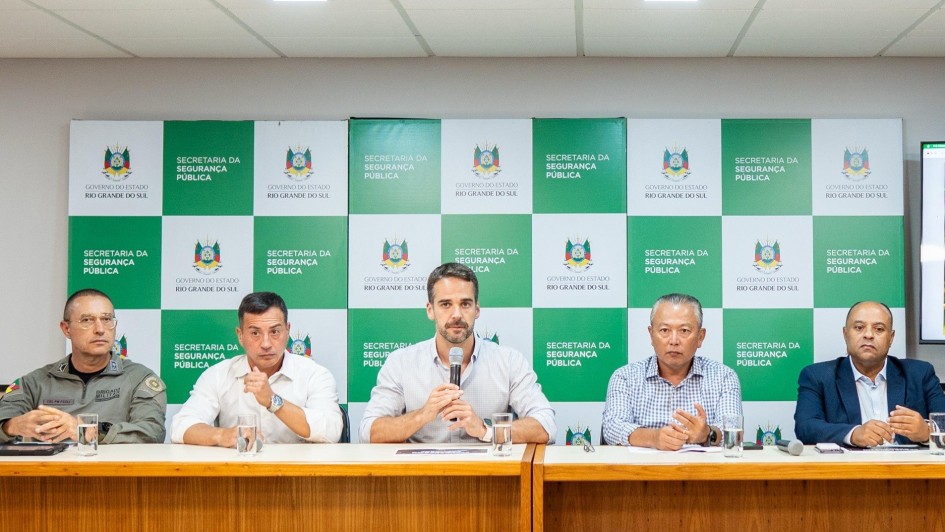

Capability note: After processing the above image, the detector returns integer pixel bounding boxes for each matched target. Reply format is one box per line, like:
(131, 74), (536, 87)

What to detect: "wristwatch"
(268, 394), (284, 414)
(98, 421), (113, 435)
(704, 426), (720, 447)
(479, 418), (494, 443)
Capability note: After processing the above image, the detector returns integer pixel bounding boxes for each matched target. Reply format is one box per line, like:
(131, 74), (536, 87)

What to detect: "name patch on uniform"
(43, 398), (75, 406)
(95, 388), (120, 402)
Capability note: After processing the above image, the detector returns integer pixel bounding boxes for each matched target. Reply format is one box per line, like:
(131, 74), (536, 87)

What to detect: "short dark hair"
(238, 292), (288, 325)
(426, 262), (479, 303)
(63, 288), (113, 320)
(846, 301), (893, 329)
(650, 293), (703, 328)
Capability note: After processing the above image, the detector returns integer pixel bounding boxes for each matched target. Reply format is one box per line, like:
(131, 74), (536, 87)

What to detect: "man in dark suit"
(794, 301), (945, 447)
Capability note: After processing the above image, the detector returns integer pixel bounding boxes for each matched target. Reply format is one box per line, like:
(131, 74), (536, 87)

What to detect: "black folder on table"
(0, 442), (69, 456)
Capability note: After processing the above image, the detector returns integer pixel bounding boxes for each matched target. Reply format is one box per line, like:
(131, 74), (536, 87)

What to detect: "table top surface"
(536, 444), (945, 481)
(7, 443), (945, 480)
(541, 444), (945, 465)
(0, 443), (533, 477)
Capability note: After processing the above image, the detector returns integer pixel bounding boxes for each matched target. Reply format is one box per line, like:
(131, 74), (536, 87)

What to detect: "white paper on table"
(676, 445), (723, 453)
(624, 445), (663, 454)
(624, 445), (723, 454)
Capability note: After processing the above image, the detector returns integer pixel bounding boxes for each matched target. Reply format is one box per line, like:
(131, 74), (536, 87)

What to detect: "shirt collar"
(645, 354), (704, 381)
(229, 352), (293, 381)
(55, 353), (123, 377)
(429, 337), (480, 367)
(851, 357), (887, 384)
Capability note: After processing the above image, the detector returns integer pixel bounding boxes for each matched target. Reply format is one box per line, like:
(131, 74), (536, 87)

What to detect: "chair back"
(339, 405), (350, 443)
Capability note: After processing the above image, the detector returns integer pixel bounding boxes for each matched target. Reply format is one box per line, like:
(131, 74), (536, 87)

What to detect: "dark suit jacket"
(794, 356), (945, 445)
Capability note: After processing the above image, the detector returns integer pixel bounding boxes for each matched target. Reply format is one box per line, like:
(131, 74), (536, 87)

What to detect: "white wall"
(1, 57), (943, 382)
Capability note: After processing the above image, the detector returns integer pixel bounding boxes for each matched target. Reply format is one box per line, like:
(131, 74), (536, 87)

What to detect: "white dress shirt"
(359, 337), (556, 444)
(171, 353), (342, 444)
(844, 359), (889, 445)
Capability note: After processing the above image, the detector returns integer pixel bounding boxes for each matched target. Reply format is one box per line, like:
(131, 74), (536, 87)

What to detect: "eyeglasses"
(70, 316), (118, 330)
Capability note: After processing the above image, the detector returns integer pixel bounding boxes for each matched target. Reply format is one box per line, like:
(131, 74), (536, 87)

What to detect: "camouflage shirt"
(0, 353), (166, 443)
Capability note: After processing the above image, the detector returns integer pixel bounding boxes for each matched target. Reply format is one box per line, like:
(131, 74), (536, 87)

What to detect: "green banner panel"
(347, 308), (431, 402)
(533, 118), (627, 214)
(813, 216), (905, 308)
(723, 308), (813, 402)
(163, 121), (254, 215)
(533, 308), (627, 402)
(68, 216), (162, 309)
(349, 119), (441, 214)
(441, 214), (532, 308)
(722, 119), (812, 215)
(161, 309), (243, 404)
(253, 216), (348, 309)
(628, 216), (723, 308)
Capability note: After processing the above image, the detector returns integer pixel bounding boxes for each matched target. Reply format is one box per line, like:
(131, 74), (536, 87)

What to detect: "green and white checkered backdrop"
(68, 118), (904, 444)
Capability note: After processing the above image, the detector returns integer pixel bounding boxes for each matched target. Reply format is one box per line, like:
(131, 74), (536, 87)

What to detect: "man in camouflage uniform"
(0, 289), (166, 444)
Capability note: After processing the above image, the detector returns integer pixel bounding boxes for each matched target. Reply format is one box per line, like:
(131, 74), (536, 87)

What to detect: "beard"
(438, 319), (473, 345)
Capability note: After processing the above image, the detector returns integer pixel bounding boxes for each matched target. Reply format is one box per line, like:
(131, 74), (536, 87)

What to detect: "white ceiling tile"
(0, 9), (96, 39)
(586, 37), (733, 57)
(884, 35), (945, 57)
(219, 0), (393, 8)
(269, 37), (427, 57)
(910, 6), (945, 36)
(585, 9), (750, 40)
(54, 8), (251, 39)
(0, 0), (32, 9)
(735, 37), (890, 57)
(0, 37), (127, 57)
(584, 6), (750, 56)
(0, 1), (942, 58)
(31, 0), (204, 8)
(230, 8), (415, 38)
(746, 8), (931, 36)
(586, 0), (760, 9)
(761, 0), (939, 10)
(426, 37), (576, 57)
(118, 38), (279, 58)
(401, 0), (572, 8)
(885, 10), (945, 56)
(408, 9), (574, 39)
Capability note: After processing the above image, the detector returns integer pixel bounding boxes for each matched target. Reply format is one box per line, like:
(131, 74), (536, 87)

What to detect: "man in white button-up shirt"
(360, 263), (555, 444)
(171, 292), (342, 446)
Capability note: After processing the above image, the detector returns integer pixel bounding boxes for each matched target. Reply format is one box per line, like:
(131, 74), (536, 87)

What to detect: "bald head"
(845, 301), (893, 329)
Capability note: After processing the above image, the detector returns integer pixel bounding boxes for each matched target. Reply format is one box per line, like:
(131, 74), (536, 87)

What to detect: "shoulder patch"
(3, 379), (23, 396)
(144, 376), (165, 393)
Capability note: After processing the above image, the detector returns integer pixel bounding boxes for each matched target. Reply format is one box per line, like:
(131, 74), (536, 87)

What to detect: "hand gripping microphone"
(448, 347), (463, 387)
(448, 347), (463, 422)
(776, 439), (804, 456)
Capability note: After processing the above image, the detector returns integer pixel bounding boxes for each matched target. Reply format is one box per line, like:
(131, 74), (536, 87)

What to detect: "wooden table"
(0, 443), (534, 532)
(534, 444), (945, 531)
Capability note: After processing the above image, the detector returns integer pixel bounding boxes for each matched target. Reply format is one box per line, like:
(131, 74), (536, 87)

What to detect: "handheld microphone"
(776, 439), (804, 456)
(448, 347), (463, 387)
(448, 347), (463, 422)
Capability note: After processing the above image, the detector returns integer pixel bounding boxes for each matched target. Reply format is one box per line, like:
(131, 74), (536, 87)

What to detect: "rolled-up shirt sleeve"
(602, 366), (638, 446)
(359, 352), (407, 443)
(170, 368), (222, 443)
(299, 364), (343, 443)
(715, 367), (743, 423)
(0, 377), (36, 443)
(507, 351), (556, 443)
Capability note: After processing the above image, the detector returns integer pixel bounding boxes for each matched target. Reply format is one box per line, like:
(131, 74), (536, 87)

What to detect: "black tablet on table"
(0, 442), (69, 456)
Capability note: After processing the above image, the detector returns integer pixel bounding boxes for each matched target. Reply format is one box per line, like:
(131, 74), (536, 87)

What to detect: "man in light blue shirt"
(360, 263), (555, 444)
(602, 293), (742, 449)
